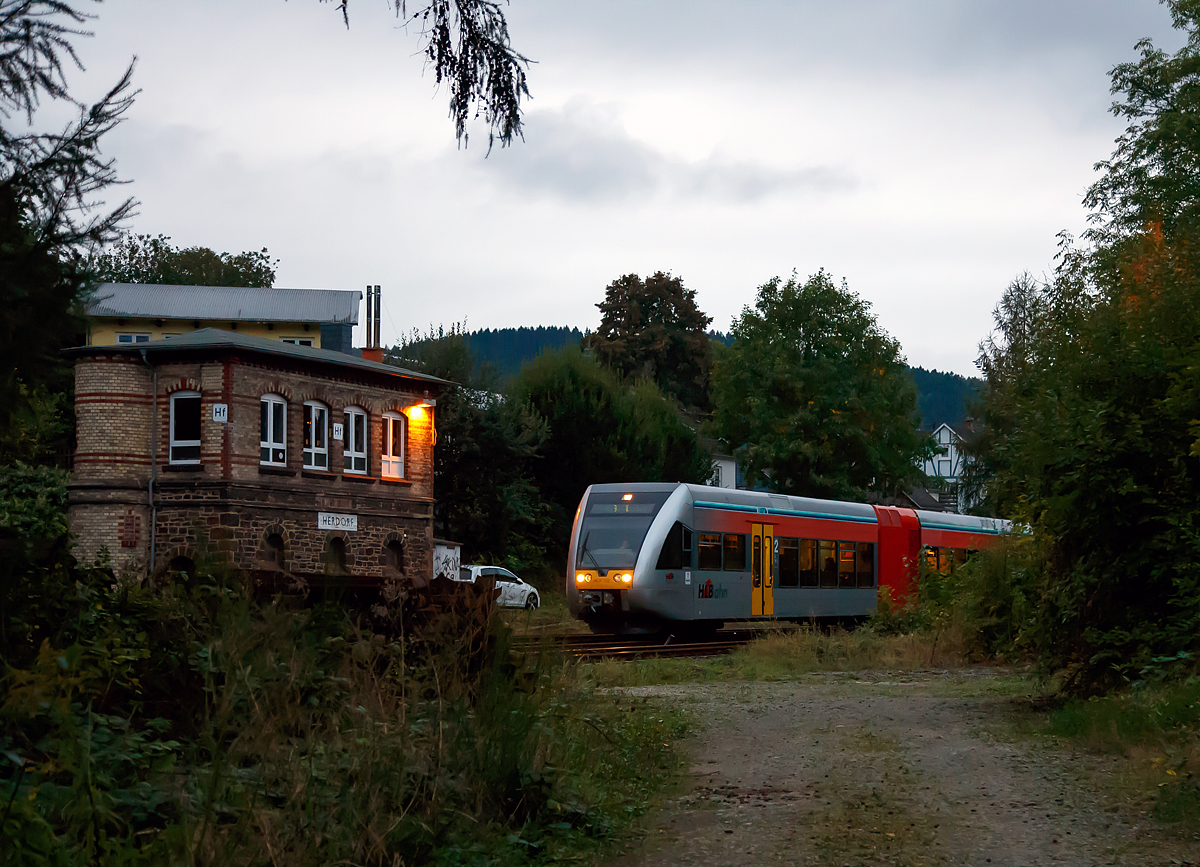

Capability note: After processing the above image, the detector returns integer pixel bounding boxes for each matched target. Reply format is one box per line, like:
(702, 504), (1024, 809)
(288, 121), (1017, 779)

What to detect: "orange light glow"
(622, 493), (633, 501)
(407, 405), (426, 420)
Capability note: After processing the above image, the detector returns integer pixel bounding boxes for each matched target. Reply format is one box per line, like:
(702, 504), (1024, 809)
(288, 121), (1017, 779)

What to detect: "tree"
(710, 271), (930, 501)
(584, 271), (714, 409)
(329, 0), (531, 150)
(510, 346), (713, 560)
(387, 324), (552, 575)
(90, 233), (278, 287)
(0, 1), (136, 456)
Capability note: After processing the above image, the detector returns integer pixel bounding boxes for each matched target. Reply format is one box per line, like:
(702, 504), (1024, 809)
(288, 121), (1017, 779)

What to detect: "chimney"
(361, 284), (384, 363)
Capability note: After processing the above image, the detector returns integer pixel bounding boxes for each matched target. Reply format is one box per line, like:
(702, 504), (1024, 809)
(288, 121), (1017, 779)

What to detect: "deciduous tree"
(710, 271), (929, 501)
(585, 271), (713, 410)
(90, 233), (278, 287)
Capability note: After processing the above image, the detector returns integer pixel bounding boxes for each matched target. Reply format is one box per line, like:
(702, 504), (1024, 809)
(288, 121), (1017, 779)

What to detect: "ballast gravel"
(605, 670), (1199, 867)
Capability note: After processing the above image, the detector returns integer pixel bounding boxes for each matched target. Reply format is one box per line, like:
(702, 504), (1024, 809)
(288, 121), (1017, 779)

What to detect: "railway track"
(513, 628), (764, 662)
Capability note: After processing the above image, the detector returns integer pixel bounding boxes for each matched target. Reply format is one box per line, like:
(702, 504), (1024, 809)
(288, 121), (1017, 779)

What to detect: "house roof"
(85, 283), (361, 324)
(66, 328), (452, 387)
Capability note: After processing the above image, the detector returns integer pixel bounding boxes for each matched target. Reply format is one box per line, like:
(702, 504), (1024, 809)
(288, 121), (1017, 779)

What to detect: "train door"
(751, 523), (774, 616)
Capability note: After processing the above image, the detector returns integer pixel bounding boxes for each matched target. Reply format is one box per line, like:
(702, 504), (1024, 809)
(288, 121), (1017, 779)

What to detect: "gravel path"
(608, 670), (1198, 867)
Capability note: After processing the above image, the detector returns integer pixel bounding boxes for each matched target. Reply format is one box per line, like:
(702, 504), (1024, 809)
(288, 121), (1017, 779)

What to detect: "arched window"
(343, 406), (368, 474)
(169, 390), (201, 464)
(384, 538), (405, 575)
(303, 401), (329, 470)
(382, 412), (406, 479)
(324, 537), (348, 575)
(260, 395), (287, 465)
(262, 533), (286, 570)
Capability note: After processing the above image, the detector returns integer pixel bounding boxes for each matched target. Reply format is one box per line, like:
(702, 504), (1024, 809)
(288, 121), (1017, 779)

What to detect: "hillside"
(456, 327), (981, 430)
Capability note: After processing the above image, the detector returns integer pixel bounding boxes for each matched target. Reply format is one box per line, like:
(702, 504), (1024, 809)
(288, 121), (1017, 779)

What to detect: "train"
(566, 482), (1010, 634)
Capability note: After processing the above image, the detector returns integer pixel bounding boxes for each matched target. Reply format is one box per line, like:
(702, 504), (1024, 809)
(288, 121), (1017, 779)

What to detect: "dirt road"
(610, 670), (1198, 867)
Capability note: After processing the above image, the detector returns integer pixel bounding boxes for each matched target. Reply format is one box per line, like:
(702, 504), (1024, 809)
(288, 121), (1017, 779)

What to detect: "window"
(382, 412), (405, 478)
(778, 538), (799, 587)
(169, 391), (201, 464)
(819, 540), (838, 588)
(799, 539), (818, 587)
(303, 401), (329, 469)
(281, 337), (314, 346)
(343, 407), (367, 474)
(384, 539), (405, 575)
(324, 537), (348, 574)
(655, 522), (692, 570)
(260, 395), (287, 465)
(857, 542), (875, 588)
(722, 534), (746, 571)
(838, 542), (857, 588)
(262, 533), (286, 570)
(116, 333), (151, 344)
(698, 533), (722, 570)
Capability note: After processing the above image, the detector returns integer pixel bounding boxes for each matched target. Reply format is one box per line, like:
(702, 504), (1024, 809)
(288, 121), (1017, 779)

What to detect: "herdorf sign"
(317, 512), (358, 531)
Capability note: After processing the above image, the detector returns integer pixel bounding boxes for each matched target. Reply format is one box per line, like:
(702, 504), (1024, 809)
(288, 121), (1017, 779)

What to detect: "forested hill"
(460, 327), (980, 430)
(910, 367), (981, 431)
(467, 326), (585, 379)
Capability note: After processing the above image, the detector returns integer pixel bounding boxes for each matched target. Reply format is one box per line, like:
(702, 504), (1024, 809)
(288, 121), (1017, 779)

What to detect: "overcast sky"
(64, 0), (1183, 375)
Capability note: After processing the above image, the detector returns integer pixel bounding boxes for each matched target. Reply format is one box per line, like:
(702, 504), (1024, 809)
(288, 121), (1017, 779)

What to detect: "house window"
(169, 391), (201, 464)
(343, 407), (367, 474)
(260, 395), (287, 465)
(116, 333), (151, 344)
(281, 337), (314, 346)
(382, 412), (405, 478)
(303, 401), (329, 469)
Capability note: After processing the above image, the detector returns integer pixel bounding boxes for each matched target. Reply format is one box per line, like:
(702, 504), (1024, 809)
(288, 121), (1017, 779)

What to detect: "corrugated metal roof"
(65, 328), (453, 387)
(85, 283), (361, 324)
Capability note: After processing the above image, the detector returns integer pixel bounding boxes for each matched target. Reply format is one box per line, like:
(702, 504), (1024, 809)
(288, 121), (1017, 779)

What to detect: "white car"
(457, 565), (540, 610)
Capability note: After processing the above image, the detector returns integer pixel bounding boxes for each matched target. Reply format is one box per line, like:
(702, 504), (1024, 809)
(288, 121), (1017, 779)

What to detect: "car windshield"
(576, 491), (671, 570)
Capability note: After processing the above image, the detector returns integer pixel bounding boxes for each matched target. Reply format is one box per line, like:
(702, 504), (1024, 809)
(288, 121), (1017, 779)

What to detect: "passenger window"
(777, 538), (799, 587)
(838, 542), (856, 588)
(656, 522), (691, 570)
(723, 534), (746, 571)
(819, 540), (838, 588)
(799, 539), (818, 587)
(698, 533), (722, 570)
(857, 542), (875, 588)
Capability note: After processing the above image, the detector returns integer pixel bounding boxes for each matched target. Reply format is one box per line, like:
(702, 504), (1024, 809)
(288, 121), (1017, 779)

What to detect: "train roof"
(682, 484), (880, 524)
(913, 510), (1011, 535)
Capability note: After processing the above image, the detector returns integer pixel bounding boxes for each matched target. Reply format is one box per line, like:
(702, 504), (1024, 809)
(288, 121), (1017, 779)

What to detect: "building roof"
(66, 328), (452, 387)
(85, 283), (361, 324)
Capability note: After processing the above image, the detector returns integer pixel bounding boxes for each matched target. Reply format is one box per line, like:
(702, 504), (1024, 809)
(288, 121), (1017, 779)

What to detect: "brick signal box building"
(67, 329), (448, 583)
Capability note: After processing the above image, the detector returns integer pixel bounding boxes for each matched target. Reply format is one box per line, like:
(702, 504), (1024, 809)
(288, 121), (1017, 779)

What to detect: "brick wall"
(68, 350), (440, 582)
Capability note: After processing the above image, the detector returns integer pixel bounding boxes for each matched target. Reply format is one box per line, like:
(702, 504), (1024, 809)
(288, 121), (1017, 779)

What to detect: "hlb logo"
(697, 579), (728, 599)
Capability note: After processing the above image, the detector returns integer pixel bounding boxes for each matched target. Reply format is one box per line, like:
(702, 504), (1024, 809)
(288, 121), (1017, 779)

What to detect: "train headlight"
(620, 573), (633, 583)
(575, 573), (589, 584)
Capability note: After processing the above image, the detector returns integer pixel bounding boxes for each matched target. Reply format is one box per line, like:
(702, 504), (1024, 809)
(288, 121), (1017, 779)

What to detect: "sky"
(59, 0), (1185, 376)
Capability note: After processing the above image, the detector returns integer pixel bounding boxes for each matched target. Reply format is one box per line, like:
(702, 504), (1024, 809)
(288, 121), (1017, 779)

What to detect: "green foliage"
(511, 347), (713, 560)
(389, 324), (553, 576)
(89, 233), (278, 287)
(909, 366), (981, 430)
(710, 270), (932, 499)
(460, 326), (585, 382)
(585, 271), (714, 409)
(1, 539), (689, 864)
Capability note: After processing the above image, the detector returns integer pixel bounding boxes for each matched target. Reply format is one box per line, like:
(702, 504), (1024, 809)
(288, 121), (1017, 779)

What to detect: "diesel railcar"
(567, 482), (1009, 633)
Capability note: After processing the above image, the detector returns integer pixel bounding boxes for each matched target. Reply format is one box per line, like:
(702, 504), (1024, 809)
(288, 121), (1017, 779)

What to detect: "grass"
(1041, 677), (1200, 831)
(583, 621), (979, 689)
(496, 583), (589, 636)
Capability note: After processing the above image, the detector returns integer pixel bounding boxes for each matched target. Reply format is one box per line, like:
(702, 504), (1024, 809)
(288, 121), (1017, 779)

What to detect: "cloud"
(475, 100), (856, 204)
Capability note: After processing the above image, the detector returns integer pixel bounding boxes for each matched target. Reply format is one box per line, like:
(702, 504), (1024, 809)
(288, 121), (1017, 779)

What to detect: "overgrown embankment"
(0, 466), (687, 866)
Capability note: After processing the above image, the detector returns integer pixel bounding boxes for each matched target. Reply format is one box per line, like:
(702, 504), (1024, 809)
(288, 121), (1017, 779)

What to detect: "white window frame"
(303, 401), (330, 470)
(381, 411), (406, 479)
(169, 391), (202, 465)
(260, 395), (287, 466)
(343, 407), (368, 474)
(116, 333), (151, 344)
(281, 337), (314, 347)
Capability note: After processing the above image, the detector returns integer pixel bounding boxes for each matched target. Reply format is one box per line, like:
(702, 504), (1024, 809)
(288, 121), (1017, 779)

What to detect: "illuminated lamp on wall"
(406, 392), (437, 444)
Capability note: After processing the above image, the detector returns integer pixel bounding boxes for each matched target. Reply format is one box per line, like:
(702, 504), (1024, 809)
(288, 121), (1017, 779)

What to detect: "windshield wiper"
(578, 531), (600, 570)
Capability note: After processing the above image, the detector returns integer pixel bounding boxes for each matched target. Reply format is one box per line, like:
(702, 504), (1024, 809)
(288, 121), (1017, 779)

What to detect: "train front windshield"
(576, 491), (671, 571)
